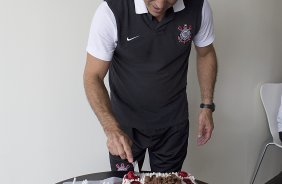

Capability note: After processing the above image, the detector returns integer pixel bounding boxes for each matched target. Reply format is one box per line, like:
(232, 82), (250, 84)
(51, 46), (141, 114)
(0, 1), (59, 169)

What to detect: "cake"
(122, 171), (197, 184)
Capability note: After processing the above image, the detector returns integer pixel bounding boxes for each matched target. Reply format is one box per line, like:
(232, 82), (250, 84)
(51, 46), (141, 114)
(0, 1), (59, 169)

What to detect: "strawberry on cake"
(122, 171), (197, 184)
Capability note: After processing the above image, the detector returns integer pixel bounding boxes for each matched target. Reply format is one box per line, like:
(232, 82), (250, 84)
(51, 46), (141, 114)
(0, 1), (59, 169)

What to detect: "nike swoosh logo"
(126, 36), (140, 41)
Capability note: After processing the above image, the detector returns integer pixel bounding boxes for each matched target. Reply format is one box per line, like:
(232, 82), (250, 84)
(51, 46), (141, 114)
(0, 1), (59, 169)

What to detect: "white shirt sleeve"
(193, 0), (215, 47)
(277, 96), (282, 132)
(86, 2), (117, 61)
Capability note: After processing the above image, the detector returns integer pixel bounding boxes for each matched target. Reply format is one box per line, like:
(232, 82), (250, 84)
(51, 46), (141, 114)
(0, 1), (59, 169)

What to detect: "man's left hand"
(197, 109), (214, 145)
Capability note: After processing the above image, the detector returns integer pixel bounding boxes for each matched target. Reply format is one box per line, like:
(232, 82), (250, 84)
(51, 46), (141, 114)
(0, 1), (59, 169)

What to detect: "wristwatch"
(200, 102), (215, 112)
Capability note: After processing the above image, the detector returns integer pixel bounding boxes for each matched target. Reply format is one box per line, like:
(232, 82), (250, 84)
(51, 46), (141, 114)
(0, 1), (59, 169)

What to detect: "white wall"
(185, 0), (282, 183)
(1, 0), (282, 184)
(0, 0), (108, 184)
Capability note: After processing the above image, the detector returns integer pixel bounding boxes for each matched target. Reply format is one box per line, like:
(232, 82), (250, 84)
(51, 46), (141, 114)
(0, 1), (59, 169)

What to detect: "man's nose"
(154, 0), (166, 9)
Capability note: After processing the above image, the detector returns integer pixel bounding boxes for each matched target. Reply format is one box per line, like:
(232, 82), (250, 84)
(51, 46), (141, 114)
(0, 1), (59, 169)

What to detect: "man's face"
(144, 0), (177, 21)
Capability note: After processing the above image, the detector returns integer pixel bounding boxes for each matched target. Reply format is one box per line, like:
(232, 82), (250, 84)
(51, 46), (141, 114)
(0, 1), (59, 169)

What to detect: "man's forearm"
(83, 58), (133, 161)
(83, 75), (119, 133)
(196, 45), (217, 104)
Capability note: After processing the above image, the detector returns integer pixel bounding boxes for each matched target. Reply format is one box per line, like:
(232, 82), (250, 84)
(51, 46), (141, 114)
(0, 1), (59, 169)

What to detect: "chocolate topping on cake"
(142, 174), (182, 184)
(123, 171), (196, 184)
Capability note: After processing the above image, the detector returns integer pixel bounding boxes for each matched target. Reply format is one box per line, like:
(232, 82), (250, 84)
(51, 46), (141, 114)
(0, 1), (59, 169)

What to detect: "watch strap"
(200, 103), (215, 112)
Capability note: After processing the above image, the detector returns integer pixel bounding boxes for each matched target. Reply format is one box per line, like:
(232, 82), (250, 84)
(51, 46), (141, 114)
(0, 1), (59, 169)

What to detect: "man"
(84, 0), (217, 172)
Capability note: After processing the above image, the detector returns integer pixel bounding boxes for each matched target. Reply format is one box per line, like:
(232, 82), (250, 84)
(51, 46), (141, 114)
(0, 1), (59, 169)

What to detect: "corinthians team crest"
(177, 24), (192, 44)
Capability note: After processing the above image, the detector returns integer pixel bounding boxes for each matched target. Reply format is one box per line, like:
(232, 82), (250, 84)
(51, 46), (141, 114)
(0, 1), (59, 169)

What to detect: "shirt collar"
(134, 0), (185, 14)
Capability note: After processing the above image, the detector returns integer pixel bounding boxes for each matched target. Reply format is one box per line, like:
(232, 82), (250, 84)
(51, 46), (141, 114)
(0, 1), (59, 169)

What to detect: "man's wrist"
(103, 121), (120, 135)
(201, 97), (213, 104)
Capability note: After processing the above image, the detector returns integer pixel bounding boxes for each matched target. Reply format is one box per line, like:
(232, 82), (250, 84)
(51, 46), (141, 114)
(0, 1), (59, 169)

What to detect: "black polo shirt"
(86, 0), (215, 129)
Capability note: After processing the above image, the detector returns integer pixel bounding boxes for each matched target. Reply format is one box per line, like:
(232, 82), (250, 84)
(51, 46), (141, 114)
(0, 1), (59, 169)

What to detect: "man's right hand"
(105, 127), (133, 163)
